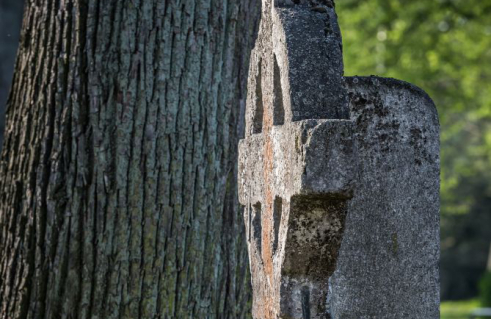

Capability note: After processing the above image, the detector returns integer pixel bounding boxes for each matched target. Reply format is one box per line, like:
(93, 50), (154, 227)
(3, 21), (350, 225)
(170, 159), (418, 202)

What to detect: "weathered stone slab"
(275, 4), (348, 121)
(238, 1), (440, 318)
(326, 76), (440, 318)
(238, 119), (355, 318)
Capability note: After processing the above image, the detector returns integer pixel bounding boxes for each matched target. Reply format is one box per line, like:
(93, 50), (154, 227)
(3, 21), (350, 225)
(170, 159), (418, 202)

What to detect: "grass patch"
(441, 299), (481, 319)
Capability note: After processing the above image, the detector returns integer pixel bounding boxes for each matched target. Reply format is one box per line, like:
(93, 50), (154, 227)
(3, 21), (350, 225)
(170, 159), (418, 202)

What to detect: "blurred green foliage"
(336, 0), (491, 300)
(480, 272), (491, 307)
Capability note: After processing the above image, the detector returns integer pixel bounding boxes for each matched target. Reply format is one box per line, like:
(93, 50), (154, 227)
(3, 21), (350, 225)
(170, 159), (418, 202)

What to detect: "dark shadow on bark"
(0, 0), (24, 150)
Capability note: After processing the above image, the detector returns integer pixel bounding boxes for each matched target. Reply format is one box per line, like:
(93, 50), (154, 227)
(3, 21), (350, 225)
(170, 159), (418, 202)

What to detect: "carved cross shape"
(238, 2), (356, 318)
(239, 1), (440, 319)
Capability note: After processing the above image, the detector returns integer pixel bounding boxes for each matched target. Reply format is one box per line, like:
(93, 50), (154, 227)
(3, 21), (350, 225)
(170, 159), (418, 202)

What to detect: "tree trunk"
(0, 0), (259, 318)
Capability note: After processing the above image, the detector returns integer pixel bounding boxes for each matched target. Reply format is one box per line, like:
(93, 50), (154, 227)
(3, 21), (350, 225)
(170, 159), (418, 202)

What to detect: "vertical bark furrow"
(0, 0), (259, 318)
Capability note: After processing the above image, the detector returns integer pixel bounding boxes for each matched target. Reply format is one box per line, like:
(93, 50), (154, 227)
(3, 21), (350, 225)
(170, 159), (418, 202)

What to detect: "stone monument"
(238, 0), (440, 318)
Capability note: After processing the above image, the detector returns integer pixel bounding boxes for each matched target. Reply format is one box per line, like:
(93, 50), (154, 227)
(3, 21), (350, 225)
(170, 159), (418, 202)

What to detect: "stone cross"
(238, 1), (440, 318)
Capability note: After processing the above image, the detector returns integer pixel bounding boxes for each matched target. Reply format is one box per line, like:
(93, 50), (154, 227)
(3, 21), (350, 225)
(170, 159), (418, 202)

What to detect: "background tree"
(0, 0), (24, 148)
(337, 0), (491, 300)
(0, 0), (259, 318)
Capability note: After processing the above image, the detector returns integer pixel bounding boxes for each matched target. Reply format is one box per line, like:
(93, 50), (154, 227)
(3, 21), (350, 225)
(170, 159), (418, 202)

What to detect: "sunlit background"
(1, 0), (490, 318)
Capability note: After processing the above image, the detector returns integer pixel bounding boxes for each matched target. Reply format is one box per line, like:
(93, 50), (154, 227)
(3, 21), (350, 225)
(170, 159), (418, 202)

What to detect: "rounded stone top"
(345, 75), (439, 125)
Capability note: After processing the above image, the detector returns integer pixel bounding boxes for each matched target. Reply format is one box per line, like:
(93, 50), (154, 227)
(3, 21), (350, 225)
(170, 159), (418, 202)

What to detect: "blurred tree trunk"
(0, 0), (259, 318)
(0, 0), (24, 149)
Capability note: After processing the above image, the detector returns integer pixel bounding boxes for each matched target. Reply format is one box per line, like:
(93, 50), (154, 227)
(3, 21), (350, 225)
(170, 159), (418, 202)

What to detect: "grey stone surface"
(238, 1), (440, 318)
(328, 76), (440, 319)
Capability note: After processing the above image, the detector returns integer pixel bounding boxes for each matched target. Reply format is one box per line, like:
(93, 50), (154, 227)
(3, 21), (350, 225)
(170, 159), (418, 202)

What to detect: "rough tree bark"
(0, 0), (259, 318)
